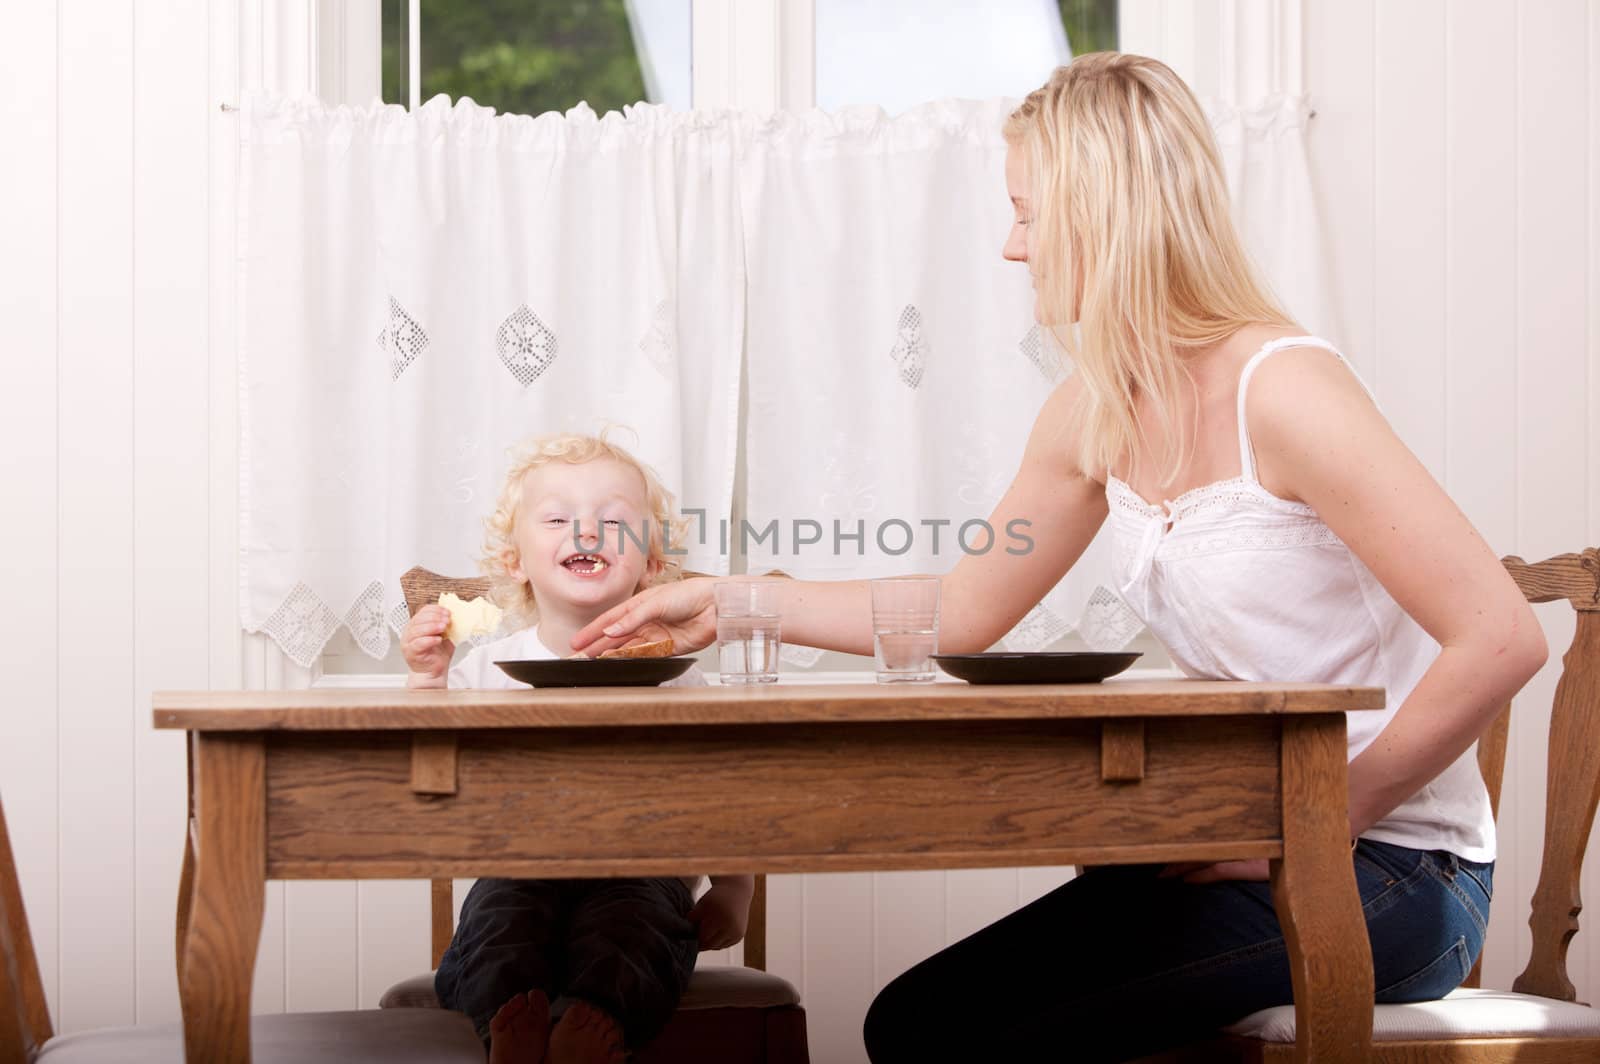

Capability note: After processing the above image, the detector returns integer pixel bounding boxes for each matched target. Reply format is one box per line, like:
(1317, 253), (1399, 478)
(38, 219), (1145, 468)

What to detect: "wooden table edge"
(152, 681), (1386, 731)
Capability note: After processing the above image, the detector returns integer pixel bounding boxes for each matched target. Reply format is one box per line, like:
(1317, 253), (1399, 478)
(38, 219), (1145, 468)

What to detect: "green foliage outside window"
(1059, 0), (1119, 56)
(383, 0), (647, 118)
(382, 1), (1118, 118)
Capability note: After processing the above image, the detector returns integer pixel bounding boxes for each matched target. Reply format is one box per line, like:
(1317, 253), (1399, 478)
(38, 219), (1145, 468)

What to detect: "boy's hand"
(402, 604), (455, 688)
(688, 877), (754, 951)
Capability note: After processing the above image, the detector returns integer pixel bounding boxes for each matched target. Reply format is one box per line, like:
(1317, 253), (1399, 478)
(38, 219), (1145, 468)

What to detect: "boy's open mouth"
(562, 553), (609, 575)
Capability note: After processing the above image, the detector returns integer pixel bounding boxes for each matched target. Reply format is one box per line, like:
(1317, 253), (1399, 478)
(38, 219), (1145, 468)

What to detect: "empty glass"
(871, 577), (940, 683)
(714, 581), (781, 684)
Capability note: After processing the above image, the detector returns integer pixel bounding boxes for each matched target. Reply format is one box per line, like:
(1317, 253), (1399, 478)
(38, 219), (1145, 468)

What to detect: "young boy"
(402, 433), (753, 1064)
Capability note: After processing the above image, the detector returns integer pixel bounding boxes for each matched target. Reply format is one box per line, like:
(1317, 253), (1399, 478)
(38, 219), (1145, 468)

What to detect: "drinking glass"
(714, 581), (781, 684)
(870, 577), (940, 683)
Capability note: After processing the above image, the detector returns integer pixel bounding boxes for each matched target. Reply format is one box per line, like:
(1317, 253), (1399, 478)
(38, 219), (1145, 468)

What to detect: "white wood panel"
(1374, 0), (1447, 478)
(1592, 1), (1600, 552)
(1512, 0), (1592, 998)
(1186, 0), (1223, 101)
(356, 881), (430, 1007)
(871, 871), (944, 992)
(285, 880), (360, 1011)
(1016, 865), (1074, 907)
(55, 0), (137, 1033)
(1304, 0), (1376, 379)
(132, 0), (212, 1025)
(764, 873), (805, 989)
(1442, 0), (1522, 992)
(0, 0), (62, 1026)
(802, 873), (874, 1064)
(943, 869), (1017, 947)
(253, 881), (288, 1013)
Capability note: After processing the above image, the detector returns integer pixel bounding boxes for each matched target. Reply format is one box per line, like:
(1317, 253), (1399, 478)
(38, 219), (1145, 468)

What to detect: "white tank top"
(1104, 335), (1495, 862)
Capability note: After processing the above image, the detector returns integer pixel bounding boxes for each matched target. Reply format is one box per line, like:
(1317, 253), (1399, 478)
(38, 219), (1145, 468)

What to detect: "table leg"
(1270, 715), (1373, 1062)
(178, 734), (266, 1064)
(176, 735), (195, 979)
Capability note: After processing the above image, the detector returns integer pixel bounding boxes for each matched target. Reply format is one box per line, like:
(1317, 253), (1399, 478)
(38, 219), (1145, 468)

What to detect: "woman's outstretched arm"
(571, 378), (1108, 657)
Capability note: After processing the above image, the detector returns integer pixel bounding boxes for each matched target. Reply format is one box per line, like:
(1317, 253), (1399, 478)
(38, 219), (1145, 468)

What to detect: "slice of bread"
(597, 637), (676, 660)
(437, 592), (502, 644)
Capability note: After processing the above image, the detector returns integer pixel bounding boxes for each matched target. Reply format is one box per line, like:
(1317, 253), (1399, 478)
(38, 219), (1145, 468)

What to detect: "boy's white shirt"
(449, 625), (708, 689)
(448, 624), (711, 894)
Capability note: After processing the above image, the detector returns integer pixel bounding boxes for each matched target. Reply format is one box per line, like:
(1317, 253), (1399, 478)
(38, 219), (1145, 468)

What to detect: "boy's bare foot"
(488, 989), (551, 1064)
(547, 1000), (626, 1064)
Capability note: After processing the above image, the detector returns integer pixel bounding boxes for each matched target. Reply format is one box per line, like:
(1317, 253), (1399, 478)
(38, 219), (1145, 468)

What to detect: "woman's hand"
(402, 604), (454, 688)
(1158, 859), (1270, 884)
(571, 576), (719, 657)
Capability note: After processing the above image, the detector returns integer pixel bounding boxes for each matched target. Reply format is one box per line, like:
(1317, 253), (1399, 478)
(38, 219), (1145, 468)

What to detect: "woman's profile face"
(1003, 143), (1046, 324)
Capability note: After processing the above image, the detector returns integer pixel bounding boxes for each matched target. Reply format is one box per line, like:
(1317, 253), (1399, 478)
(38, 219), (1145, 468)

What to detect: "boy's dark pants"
(434, 876), (700, 1048)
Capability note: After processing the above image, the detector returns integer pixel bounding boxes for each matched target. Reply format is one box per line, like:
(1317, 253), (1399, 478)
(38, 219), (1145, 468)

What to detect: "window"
(813, 0), (1117, 114)
(379, 0), (692, 115)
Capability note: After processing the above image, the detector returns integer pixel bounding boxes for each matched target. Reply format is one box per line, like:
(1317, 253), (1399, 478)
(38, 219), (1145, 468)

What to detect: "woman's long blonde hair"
(481, 431), (687, 627)
(1004, 52), (1296, 485)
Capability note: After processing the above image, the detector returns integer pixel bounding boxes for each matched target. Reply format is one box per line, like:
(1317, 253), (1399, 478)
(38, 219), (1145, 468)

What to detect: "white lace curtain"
(240, 96), (742, 665)
(239, 91), (1327, 666)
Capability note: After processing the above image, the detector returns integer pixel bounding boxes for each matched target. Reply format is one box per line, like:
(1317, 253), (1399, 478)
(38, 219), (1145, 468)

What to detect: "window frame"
(298, 0), (1310, 116)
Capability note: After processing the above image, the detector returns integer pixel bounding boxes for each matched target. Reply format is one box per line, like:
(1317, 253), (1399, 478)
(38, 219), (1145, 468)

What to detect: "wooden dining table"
(154, 678), (1382, 1062)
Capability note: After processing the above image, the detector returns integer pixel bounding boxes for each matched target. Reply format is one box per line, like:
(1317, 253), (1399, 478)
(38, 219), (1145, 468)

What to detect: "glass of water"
(714, 581), (781, 684)
(871, 577), (940, 683)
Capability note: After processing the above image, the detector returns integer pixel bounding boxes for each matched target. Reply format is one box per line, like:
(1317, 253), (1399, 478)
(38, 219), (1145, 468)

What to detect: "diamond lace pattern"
(344, 581), (391, 660)
(255, 584), (415, 666)
(639, 298), (676, 379)
(779, 644), (826, 668)
(889, 304), (927, 388)
(1000, 601), (1073, 652)
(259, 582), (345, 668)
(1019, 325), (1058, 380)
(379, 297), (429, 380)
(497, 304), (560, 386)
(1077, 586), (1144, 651)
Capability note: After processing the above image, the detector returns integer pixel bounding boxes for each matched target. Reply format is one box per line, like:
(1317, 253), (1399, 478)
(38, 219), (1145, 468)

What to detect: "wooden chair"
(377, 567), (810, 1064)
(1155, 548), (1600, 1062)
(0, 790), (485, 1064)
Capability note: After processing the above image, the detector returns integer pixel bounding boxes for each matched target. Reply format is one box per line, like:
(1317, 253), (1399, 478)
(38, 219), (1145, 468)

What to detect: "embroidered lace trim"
(253, 581), (505, 668)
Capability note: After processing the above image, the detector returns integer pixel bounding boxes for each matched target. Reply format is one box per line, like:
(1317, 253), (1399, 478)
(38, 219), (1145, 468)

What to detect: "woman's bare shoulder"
(1244, 341), (1383, 501)
(1025, 371), (1099, 479)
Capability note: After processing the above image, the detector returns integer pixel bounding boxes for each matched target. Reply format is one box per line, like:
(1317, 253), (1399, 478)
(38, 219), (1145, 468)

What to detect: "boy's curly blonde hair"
(482, 432), (688, 627)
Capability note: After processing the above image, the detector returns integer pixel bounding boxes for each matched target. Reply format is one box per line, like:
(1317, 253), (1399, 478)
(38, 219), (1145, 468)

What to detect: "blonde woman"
(574, 54), (1546, 1059)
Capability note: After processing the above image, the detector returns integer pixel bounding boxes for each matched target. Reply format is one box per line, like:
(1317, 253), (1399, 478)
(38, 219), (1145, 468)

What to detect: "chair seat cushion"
(1223, 988), (1600, 1043)
(380, 965), (802, 1011)
(36, 1007), (485, 1063)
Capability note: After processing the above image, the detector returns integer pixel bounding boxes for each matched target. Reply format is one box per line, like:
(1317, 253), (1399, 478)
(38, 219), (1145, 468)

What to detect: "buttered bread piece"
(598, 637), (675, 659)
(438, 592), (503, 644)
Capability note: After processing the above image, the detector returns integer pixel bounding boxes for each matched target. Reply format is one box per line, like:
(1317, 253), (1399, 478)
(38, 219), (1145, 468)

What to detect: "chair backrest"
(1, 792), (54, 1062)
(398, 566), (770, 972)
(1468, 549), (1600, 999)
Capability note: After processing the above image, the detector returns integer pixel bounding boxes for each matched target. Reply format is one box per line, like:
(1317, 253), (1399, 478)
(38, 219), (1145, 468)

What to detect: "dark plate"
(495, 656), (695, 688)
(932, 651), (1142, 685)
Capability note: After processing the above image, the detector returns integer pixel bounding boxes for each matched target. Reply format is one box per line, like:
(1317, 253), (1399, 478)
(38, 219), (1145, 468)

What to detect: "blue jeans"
(862, 840), (1492, 1062)
(434, 876), (699, 1049)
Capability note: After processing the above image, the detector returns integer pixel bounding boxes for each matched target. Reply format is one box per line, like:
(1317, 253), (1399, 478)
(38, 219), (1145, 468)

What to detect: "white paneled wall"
(0, 4), (1596, 1064)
